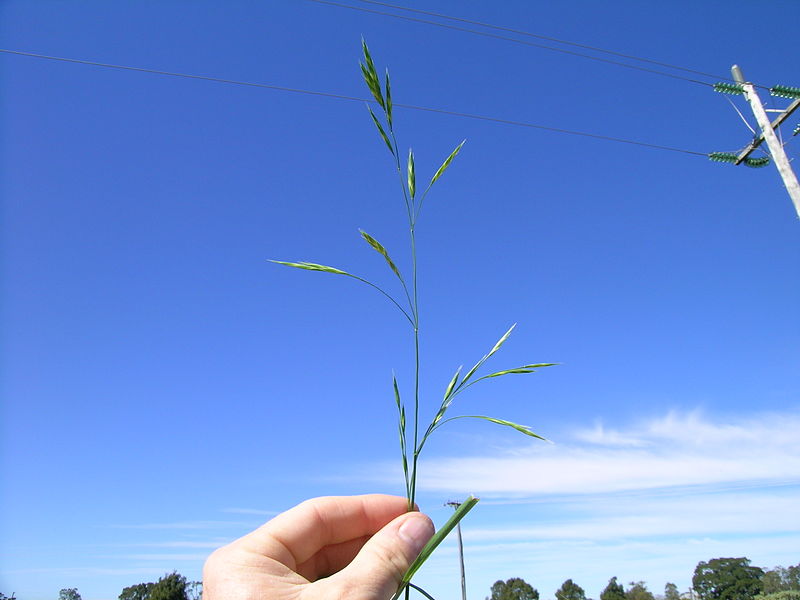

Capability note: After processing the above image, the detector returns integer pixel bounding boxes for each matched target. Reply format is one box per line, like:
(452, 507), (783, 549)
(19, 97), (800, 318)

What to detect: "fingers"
(316, 510), (434, 600)
(240, 494), (411, 570)
(294, 533), (371, 580)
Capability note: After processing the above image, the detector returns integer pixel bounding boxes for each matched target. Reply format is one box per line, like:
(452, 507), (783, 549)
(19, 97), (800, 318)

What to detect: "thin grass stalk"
(379, 82), (417, 513)
(410, 223), (420, 508)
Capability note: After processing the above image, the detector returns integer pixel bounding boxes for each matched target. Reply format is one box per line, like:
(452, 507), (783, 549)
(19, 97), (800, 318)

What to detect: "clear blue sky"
(1, 1), (798, 599)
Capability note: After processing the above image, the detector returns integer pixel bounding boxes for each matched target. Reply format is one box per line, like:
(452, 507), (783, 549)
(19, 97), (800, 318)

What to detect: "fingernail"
(398, 514), (434, 556)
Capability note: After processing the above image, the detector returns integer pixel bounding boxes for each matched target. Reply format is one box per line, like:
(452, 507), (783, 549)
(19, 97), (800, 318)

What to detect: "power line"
(381, 100), (707, 156)
(0, 48), (369, 104)
(354, 0), (731, 82)
(0, 48), (708, 157)
(306, 0), (717, 88)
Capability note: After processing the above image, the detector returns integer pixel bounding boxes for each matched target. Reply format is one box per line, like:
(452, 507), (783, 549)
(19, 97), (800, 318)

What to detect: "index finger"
(241, 494), (412, 569)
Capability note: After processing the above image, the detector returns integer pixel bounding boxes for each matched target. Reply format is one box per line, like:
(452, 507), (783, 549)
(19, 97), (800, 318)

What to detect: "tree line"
(0, 572), (201, 600)
(489, 558), (800, 600)
(2, 556), (797, 600)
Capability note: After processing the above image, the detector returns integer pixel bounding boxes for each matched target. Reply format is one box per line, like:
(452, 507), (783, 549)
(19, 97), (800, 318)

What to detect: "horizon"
(1, 1), (798, 599)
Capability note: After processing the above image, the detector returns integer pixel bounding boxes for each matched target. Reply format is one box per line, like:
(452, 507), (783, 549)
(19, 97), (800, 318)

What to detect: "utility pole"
(712, 65), (800, 218)
(445, 500), (468, 600)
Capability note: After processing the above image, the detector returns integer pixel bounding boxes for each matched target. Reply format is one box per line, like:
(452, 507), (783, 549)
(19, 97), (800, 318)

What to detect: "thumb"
(317, 511), (434, 600)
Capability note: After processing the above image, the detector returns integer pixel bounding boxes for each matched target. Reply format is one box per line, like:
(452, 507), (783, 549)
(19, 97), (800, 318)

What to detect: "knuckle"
(373, 539), (411, 582)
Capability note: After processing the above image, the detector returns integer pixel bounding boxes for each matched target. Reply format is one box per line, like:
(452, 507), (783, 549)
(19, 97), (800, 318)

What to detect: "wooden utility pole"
(446, 500), (468, 600)
(731, 64), (800, 218)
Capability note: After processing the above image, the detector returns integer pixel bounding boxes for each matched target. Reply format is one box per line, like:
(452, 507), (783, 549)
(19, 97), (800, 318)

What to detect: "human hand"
(203, 494), (435, 600)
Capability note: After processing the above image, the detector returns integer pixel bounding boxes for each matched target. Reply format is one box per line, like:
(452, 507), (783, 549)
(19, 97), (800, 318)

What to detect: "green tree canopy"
(601, 577), (627, 600)
(754, 593), (800, 600)
(762, 573), (785, 596)
(59, 589), (81, 600)
(693, 557), (765, 600)
(119, 583), (153, 600)
(626, 582), (655, 600)
(665, 583), (682, 600)
(149, 573), (188, 600)
(556, 579), (586, 600)
(489, 578), (539, 600)
(185, 581), (202, 600)
(762, 565), (800, 595)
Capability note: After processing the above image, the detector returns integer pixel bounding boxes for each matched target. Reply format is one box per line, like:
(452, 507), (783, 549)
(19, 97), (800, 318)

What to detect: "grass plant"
(272, 40), (554, 600)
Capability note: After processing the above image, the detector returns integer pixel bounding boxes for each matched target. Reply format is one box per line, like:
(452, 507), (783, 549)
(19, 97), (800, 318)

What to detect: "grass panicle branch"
(269, 260), (414, 326)
(271, 40), (553, 599)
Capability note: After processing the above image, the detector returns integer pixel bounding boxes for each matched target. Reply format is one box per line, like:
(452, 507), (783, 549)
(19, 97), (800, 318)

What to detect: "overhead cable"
(307, 0), (717, 88)
(0, 48), (708, 157)
(354, 0), (730, 82)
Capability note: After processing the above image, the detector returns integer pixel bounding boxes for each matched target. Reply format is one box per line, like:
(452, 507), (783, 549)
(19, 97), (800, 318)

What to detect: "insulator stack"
(770, 85), (800, 99)
(708, 152), (739, 163)
(714, 82), (745, 95)
(744, 156), (770, 168)
(708, 152), (770, 168)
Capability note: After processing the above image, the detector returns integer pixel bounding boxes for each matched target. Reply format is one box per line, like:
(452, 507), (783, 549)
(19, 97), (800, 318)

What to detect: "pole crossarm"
(730, 64), (800, 218)
(735, 98), (800, 165)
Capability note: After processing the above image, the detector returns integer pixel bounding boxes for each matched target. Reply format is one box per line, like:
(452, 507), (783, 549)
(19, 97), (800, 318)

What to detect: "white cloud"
(413, 409), (800, 496)
(573, 422), (649, 447)
(464, 490), (800, 541)
(356, 409), (800, 600)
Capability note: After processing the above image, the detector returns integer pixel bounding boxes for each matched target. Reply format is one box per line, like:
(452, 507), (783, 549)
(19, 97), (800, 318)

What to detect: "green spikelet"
(714, 82), (745, 95)
(793, 123), (799, 137)
(770, 85), (800, 99)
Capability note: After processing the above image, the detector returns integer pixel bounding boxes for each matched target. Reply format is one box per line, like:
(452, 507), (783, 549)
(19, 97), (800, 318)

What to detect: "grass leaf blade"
(393, 374), (410, 502)
(407, 584), (436, 600)
(392, 496), (479, 600)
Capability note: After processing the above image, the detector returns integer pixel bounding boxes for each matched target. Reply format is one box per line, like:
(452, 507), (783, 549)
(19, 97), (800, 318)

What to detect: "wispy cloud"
(116, 554), (209, 561)
(1, 566), (161, 577)
(110, 520), (254, 530)
(465, 490), (800, 541)
(221, 507), (279, 516)
(135, 541), (223, 548)
(572, 423), (649, 447)
(412, 409), (800, 496)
